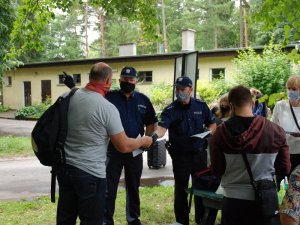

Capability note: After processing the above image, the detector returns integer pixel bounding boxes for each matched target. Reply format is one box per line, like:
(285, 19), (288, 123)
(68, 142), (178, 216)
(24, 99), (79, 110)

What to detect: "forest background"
(1, 0), (300, 114)
(1, 0), (300, 66)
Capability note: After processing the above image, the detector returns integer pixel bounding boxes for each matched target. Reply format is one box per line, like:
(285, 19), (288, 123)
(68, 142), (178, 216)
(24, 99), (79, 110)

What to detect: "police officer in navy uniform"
(153, 76), (216, 225)
(104, 66), (158, 225)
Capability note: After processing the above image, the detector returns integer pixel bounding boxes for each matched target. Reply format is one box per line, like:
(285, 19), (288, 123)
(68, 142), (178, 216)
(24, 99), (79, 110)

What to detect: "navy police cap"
(175, 76), (193, 88)
(120, 66), (137, 77)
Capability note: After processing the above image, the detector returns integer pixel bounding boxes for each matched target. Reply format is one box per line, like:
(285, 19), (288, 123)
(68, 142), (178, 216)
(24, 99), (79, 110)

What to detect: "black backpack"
(31, 88), (78, 202)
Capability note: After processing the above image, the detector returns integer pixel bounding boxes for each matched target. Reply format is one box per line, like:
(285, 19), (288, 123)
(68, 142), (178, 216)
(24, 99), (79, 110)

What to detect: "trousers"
(57, 164), (106, 225)
(171, 150), (207, 225)
(221, 197), (276, 225)
(104, 153), (143, 225)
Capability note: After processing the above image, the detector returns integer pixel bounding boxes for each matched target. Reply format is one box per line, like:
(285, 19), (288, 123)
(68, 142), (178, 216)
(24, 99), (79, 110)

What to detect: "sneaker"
(170, 222), (183, 225)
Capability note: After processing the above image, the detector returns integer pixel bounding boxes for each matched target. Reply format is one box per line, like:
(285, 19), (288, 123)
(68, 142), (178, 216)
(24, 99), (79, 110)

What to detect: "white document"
(132, 134), (144, 157)
(132, 148), (144, 157)
(191, 130), (211, 139)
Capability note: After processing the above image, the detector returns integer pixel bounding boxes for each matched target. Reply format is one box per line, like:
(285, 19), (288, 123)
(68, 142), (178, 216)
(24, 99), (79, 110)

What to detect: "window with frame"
(210, 68), (225, 80)
(73, 74), (81, 85)
(137, 71), (152, 83)
(7, 76), (12, 86)
(58, 73), (81, 85)
(58, 74), (64, 85)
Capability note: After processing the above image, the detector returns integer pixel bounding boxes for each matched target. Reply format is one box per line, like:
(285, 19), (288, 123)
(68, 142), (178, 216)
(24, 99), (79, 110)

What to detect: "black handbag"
(242, 153), (279, 217)
(192, 167), (220, 191)
(188, 167), (220, 213)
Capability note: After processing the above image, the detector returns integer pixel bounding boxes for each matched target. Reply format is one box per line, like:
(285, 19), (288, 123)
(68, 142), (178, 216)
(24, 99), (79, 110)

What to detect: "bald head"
(89, 62), (112, 82)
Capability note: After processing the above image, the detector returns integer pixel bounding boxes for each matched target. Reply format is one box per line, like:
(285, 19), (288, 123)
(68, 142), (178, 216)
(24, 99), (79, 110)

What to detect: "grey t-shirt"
(64, 88), (124, 178)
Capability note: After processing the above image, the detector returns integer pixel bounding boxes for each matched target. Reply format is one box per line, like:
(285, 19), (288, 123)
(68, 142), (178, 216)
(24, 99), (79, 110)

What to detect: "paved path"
(0, 118), (36, 136)
(0, 155), (173, 201)
(0, 117), (174, 200)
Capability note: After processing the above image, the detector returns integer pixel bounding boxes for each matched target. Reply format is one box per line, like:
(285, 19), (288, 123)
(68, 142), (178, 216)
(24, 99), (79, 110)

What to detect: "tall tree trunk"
(156, 2), (161, 53)
(214, 28), (218, 49)
(161, 0), (168, 53)
(239, 0), (243, 47)
(84, 2), (89, 58)
(99, 12), (106, 57)
(243, 6), (248, 48)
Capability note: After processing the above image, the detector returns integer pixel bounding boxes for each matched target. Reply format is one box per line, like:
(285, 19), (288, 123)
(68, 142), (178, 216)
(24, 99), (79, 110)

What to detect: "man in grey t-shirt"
(56, 62), (152, 225)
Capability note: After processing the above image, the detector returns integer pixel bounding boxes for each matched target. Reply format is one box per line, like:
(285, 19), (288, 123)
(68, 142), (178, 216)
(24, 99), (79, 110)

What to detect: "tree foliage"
(163, 0), (237, 52)
(19, 13), (85, 63)
(3, 0), (299, 68)
(90, 15), (140, 57)
(0, 0), (17, 73)
(254, 0), (300, 62)
(198, 0), (236, 49)
(6, 0), (158, 62)
(254, 0), (300, 41)
(233, 41), (292, 95)
(41, 14), (84, 61)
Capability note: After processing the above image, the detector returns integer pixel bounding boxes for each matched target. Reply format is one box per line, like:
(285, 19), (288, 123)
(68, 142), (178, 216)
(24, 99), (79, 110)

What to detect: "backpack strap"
(57, 88), (78, 165)
(50, 167), (57, 203)
(50, 88), (78, 203)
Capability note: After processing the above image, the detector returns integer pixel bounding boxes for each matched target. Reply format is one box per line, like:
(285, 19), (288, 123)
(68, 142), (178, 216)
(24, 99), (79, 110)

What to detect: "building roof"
(19, 44), (296, 69)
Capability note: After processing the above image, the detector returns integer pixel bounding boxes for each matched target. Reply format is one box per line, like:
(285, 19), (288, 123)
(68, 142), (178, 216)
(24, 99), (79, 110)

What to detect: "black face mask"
(120, 81), (135, 93)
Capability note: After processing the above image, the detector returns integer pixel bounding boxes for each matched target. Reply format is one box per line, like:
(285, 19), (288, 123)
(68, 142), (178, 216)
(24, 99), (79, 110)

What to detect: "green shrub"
(149, 83), (173, 112)
(233, 41), (292, 95)
(15, 106), (38, 119)
(268, 92), (287, 109)
(15, 98), (51, 119)
(247, 92), (287, 112)
(0, 105), (10, 112)
(196, 79), (234, 105)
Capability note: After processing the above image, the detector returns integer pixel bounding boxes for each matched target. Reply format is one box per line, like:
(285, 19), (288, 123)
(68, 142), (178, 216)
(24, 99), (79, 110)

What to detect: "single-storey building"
(2, 45), (296, 109)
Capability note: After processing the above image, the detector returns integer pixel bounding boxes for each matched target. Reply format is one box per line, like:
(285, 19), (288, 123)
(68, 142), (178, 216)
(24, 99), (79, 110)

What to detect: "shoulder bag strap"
(289, 101), (300, 131)
(241, 153), (257, 193)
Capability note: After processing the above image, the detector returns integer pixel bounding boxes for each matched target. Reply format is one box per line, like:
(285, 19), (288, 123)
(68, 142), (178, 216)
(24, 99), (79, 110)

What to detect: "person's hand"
(290, 132), (300, 137)
(63, 72), (75, 89)
(141, 136), (153, 148)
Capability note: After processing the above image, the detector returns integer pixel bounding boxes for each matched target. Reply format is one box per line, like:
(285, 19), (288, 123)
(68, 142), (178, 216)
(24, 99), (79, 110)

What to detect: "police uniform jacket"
(159, 97), (215, 155)
(106, 90), (158, 155)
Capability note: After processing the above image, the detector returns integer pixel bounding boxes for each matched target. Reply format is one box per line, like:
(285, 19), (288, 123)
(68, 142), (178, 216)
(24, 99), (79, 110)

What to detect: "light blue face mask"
(176, 91), (190, 102)
(288, 90), (300, 101)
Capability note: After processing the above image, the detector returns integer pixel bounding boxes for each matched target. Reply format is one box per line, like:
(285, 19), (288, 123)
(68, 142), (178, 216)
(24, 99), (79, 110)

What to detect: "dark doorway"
(41, 80), (51, 102)
(24, 81), (32, 106)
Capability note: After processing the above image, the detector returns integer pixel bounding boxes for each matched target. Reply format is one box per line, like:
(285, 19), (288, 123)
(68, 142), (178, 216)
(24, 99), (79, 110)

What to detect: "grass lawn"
(0, 137), (216, 224)
(0, 186), (201, 225)
(0, 136), (33, 158)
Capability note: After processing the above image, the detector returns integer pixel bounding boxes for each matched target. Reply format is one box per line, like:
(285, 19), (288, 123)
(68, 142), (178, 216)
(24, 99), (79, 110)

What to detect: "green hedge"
(15, 98), (51, 120)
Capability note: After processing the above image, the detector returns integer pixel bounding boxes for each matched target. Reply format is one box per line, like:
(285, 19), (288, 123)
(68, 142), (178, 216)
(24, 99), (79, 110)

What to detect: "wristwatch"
(151, 132), (158, 143)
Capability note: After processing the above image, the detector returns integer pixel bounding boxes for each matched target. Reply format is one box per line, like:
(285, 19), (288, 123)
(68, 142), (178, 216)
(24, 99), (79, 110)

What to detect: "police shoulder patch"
(166, 105), (174, 110)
